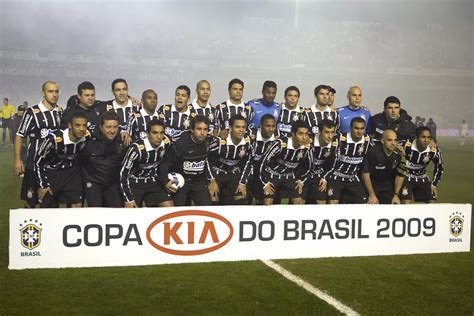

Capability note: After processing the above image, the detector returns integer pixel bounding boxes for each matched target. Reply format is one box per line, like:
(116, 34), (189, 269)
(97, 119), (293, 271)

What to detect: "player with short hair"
(62, 81), (101, 133)
(304, 84), (340, 136)
(14, 81), (63, 207)
(337, 86), (371, 134)
(215, 78), (254, 138)
(208, 114), (253, 205)
(327, 86), (336, 107)
(248, 80), (281, 129)
(34, 113), (90, 208)
(362, 129), (406, 204)
(277, 86), (305, 138)
(80, 111), (127, 207)
(159, 115), (214, 206)
(260, 120), (312, 205)
(99, 79), (137, 130)
(120, 119), (173, 207)
(305, 119), (337, 204)
(127, 89), (160, 142)
(158, 85), (197, 142)
(191, 80), (217, 135)
(369, 96), (416, 142)
(399, 126), (443, 203)
(247, 114), (277, 204)
(325, 117), (372, 204)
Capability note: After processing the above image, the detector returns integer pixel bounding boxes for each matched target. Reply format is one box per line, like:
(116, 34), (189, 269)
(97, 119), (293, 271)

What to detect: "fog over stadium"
(0, 0), (472, 127)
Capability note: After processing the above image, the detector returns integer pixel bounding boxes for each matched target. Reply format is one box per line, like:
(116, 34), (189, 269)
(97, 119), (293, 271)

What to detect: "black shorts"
(327, 178), (368, 204)
(400, 180), (435, 202)
(173, 180), (211, 206)
(84, 181), (123, 207)
(45, 165), (84, 205)
(20, 169), (39, 207)
(131, 181), (171, 207)
(2, 118), (11, 129)
(262, 172), (303, 199)
(372, 182), (395, 204)
(247, 177), (264, 202)
(215, 172), (243, 204)
(304, 176), (328, 202)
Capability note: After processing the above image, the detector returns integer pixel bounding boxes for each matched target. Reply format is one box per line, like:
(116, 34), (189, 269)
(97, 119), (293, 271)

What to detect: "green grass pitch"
(0, 137), (472, 314)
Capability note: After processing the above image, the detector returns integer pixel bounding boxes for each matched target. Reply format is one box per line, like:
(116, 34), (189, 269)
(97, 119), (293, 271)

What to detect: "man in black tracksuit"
(369, 96), (416, 143)
(79, 111), (127, 207)
(158, 116), (214, 206)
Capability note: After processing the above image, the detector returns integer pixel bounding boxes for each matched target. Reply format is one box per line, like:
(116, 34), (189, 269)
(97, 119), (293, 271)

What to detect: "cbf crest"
(449, 212), (464, 238)
(20, 220), (42, 250)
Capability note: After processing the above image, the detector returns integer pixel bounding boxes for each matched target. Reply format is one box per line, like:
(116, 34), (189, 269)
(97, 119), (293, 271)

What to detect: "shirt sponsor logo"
(183, 160), (206, 172)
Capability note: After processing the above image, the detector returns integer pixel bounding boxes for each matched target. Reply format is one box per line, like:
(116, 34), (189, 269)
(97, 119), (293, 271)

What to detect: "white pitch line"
(261, 260), (359, 316)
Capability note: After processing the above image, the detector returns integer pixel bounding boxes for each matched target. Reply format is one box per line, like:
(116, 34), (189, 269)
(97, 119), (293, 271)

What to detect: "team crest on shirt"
(292, 113), (300, 122)
(324, 150), (331, 158)
(327, 188), (333, 196)
(106, 104), (113, 111)
(273, 110), (279, 117)
(238, 147), (246, 158)
(240, 110), (247, 118)
(297, 150), (304, 160)
(183, 118), (190, 129)
(209, 112), (214, 122)
(422, 155), (430, 163)
(26, 189), (34, 199)
(159, 149), (165, 158)
(357, 145), (365, 155)
(139, 131), (147, 140)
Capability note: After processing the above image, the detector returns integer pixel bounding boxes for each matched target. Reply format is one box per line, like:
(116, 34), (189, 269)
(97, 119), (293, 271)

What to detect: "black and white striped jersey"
(277, 105), (305, 138)
(402, 139), (444, 186)
(158, 104), (197, 142)
(249, 128), (277, 166)
(34, 128), (90, 188)
(215, 100), (254, 131)
(191, 99), (217, 134)
(100, 99), (136, 131)
(208, 135), (253, 184)
(259, 137), (312, 184)
(311, 136), (338, 179)
(126, 108), (160, 142)
(16, 101), (63, 170)
(326, 133), (372, 182)
(303, 105), (340, 135)
(120, 136), (171, 202)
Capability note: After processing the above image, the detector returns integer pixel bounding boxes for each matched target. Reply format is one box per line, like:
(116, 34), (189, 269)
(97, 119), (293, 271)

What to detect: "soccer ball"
(168, 172), (185, 190)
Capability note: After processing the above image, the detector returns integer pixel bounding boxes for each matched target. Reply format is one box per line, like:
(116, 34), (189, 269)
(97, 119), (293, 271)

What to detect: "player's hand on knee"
(294, 180), (304, 194)
(368, 194), (379, 204)
(263, 182), (274, 195)
(235, 183), (247, 199)
(37, 187), (52, 203)
(318, 178), (327, 192)
(208, 179), (219, 199)
(125, 201), (137, 208)
(391, 195), (401, 204)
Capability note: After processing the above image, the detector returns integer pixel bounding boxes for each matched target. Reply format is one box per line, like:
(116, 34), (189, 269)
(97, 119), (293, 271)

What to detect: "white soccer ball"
(168, 172), (185, 190)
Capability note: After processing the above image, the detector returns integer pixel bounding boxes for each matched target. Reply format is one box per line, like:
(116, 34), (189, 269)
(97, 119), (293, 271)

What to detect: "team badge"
(327, 188), (333, 196)
(26, 189), (34, 199)
(240, 110), (247, 119)
(357, 145), (365, 155)
(209, 112), (214, 122)
(106, 104), (113, 111)
(138, 144), (145, 151)
(183, 118), (190, 129)
(297, 150), (304, 160)
(273, 110), (279, 118)
(449, 212), (464, 237)
(422, 155), (430, 163)
(20, 220), (42, 250)
(292, 113), (299, 122)
(324, 150), (331, 158)
(401, 186), (409, 196)
(86, 182), (93, 188)
(139, 131), (147, 140)
(238, 147), (246, 158)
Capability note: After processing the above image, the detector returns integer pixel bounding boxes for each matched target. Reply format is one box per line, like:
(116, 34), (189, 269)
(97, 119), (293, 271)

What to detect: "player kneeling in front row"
(34, 113), (90, 208)
(362, 129), (406, 204)
(326, 117), (372, 204)
(399, 126), (443, 203)
(260, 120), (312, 205)
(208, 114), (252, 205)
(120, 119), (173, 207)
(305, 119), (337, 204)
(158, 116), (213, 206)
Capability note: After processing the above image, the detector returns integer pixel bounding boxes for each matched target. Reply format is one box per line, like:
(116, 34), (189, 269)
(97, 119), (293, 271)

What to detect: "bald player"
(337, 86), (371, 134)
(362, 129), (406, 204)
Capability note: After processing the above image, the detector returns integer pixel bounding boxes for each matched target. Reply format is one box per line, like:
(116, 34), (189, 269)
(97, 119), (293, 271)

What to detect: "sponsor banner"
(9, 204), (471, 270)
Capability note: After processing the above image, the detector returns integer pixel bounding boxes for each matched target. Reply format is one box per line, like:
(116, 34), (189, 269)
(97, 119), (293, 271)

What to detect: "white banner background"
(9, 204), (471, 270)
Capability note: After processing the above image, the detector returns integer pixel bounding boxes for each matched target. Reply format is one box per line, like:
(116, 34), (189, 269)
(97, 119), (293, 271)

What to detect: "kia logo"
(146, 210), (233, 256)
